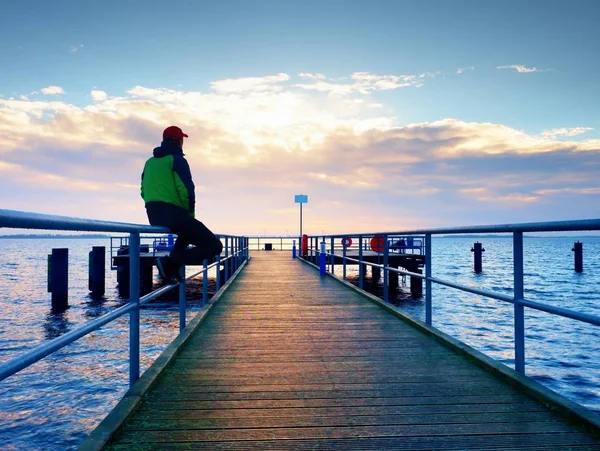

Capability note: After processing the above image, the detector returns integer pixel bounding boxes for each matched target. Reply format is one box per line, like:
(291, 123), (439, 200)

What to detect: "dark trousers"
(146, 202), (223, 266)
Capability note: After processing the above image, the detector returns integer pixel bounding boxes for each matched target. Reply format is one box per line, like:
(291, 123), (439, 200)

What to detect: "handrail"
(0, 208), (249, 385)
(319, 218), (600, 237)
(301, 221), (600, 375)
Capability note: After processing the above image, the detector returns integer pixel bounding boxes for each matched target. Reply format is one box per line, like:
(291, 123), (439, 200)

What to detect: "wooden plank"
(103, 252), (600, 449)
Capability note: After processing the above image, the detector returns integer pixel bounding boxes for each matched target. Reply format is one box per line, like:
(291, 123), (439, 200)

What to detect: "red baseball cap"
(163, 126), (189, 140)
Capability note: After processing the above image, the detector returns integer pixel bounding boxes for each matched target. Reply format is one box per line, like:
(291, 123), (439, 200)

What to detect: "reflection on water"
(0, 237), (599, 450)
(44, 311), (73, 340)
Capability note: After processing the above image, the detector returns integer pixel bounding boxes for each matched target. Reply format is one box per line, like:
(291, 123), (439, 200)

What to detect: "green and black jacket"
(140, 140), (195, 217)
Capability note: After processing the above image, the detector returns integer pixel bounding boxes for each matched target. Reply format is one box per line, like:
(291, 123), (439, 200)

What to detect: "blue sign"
(294, 194), (308, 203)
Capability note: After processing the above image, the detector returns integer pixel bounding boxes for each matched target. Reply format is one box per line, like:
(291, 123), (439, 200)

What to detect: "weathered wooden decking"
(104, 252), (600, 450)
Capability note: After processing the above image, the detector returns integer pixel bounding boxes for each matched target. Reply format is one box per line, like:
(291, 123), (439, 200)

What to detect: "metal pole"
(300, 203), (303, 238)
(202, 259), (208, 306)
(128, 232), (140, 387)
(224, 237), (229, 281)
(216, 253), (221, 291)
(330, 236), (335, 275)
(425, 233), (432, 326)
(342, 238), (347, 280)
(359, 235), (364, 289)
(513, 231), (525, 374)
(383, 234), (389, 303)
(178, 265), (186, 333)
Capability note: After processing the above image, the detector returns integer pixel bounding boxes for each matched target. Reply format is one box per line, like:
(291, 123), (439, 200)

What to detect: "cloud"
(456, 66), (475, 74)
(210, 73), (290, 93)
(90, 90), (108, 101)
(2, 74), (600, 232)
(541, 127), (593, 138)
(298, 73), (326, 80)
(40, 86), (65, 95)
(497, 64), (547, 73)
(70, 44), (84, 53)
(295, 71), (435, 96)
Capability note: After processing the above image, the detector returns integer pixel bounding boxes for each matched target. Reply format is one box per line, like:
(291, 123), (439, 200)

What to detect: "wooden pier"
(87, 252), (600, 450)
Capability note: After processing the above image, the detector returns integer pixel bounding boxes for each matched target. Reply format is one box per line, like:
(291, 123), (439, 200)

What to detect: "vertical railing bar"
(425, 233), (432, 326)
(359, 235), (364, 289)
(202, 259), (208, 306)
(514, 231), (525, 374)
(224, 237), (229, 280)
(383, 234), (389, 303)
(330, 236), (335, 275)
(178, 265), (186, 333)
(128, 232), (140, 388)
(216, 252), (221, 291)
(343, 237), (347, 280)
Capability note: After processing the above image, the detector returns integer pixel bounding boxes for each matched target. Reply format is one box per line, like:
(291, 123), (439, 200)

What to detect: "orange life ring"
(370, 235), (385, 253)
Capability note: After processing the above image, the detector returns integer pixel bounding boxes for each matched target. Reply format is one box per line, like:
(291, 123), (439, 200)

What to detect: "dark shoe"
(172, 264), (185, 283)
(156, 257), (177, 284)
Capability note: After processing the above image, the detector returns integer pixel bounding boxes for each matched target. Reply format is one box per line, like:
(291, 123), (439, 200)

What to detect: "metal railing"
(0, 209), (248, 386)
(301, 219), (600, 375)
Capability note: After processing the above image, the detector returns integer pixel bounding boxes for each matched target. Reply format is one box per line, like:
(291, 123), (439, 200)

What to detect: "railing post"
(513, 231), (525, 374)
(202, 259), (208, 306)
(179, 265), (186, 333)
(383, 234), (389, 303)
(223, 236), (229, 283)
(425, 233), (432, 326)
(358, 235), (364, 289)
(342, 238), (347, 280)
(216, 253), (221, 291)
(128, 232), (140, 387)
(330, 237), (335, 275)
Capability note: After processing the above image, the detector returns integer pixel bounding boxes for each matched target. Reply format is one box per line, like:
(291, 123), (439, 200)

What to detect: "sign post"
(294, 194), (308, 237)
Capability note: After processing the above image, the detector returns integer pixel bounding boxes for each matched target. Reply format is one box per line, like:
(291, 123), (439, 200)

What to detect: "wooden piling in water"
(50, 248), (68, 310)
(88, 246), (105, 297)
(471, 241), (484, 273)
(572, 241), (583, 273)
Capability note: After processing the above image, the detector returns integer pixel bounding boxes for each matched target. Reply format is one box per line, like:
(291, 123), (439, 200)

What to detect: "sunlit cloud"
(210, 73), (290, 93)
(91, 90), (108, 101)
(2, 72), (600, 232)
(295, 71), (435, 95)
(541, 127), (593, 138)
(40, 86), (65, 95)
(535, 187), (600, 195)
(497, 64), (547, 73)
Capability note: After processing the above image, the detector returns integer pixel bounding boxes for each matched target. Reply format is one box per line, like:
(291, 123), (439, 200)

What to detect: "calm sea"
(0, 236), (599, 450)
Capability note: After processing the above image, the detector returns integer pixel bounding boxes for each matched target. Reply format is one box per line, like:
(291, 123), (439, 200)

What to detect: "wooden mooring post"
(48, 248), (68, 310)
(471, 241), (485, 273)
(572, 241), (583, 273)
(88, 246), (105, 297)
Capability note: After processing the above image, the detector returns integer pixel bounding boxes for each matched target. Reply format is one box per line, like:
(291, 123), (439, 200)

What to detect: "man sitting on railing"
(141, 126), (223, 283)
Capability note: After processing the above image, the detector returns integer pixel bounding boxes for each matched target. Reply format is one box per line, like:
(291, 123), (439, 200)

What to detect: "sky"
(1, 0), (599, 235)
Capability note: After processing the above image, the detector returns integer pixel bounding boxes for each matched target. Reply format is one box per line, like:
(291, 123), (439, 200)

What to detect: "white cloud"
(295, 71), (434, 96)
(41, 86), (65, 95)
(457, 66), (475, 74)
(298, 73), (326, 80)
(70, 44), (84, 53)
(497, 64), (546, 73)
(541, 127), (593, 138)
(91, 90), (108, 101)
(210, 73), (290, 93)
(2, 75), (600, 232)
